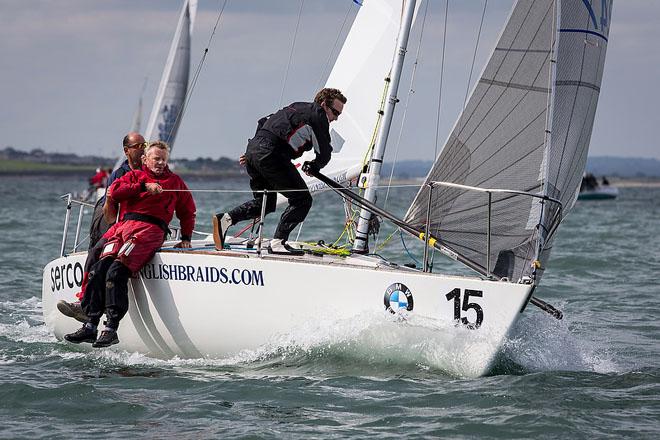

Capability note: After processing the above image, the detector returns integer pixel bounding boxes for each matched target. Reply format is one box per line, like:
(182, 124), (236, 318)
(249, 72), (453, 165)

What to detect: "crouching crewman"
(64, 141), (196, 348)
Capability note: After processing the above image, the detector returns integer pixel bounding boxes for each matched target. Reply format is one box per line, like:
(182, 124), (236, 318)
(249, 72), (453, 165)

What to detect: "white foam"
(502, 304), (620, 374)
(215, 310), (503, 378)
(2, 294), (618, 378)
(0, 319), (57, 344)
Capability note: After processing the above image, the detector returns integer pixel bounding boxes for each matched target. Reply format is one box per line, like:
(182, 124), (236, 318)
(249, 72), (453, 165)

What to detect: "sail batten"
(404, 0), (612, 283)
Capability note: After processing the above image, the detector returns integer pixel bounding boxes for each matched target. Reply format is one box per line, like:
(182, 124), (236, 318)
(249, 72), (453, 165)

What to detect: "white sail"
(536, 0), (613, 275)
(130, 95), (143, 133)
(404, 0), (612, 282)
(298, 0), (407, 192)
(112, 93), (143, 171)
(144, 0), (197, 151)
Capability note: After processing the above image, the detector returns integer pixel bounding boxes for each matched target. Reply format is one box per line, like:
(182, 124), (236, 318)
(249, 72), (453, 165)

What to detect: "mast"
(352, 0), (417, 253)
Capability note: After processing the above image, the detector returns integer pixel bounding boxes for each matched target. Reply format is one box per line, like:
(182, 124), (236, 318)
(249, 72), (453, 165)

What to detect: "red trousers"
(101, 220), (165, 272)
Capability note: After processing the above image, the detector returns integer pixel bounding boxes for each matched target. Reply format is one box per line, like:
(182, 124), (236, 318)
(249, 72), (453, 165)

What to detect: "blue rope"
(399, 231), (421, 268)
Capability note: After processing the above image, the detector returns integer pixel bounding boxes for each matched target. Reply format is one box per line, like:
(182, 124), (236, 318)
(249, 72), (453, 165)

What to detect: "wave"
(0, 295), (623, 381)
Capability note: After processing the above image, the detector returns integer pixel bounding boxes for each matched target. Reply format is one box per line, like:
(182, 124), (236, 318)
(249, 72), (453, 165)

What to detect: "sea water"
(0, 175), (658, 439)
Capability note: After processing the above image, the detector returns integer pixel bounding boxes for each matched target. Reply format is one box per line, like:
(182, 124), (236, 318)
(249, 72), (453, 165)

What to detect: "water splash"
(0, 294), (619, 380)
(499, 302), (619, 374)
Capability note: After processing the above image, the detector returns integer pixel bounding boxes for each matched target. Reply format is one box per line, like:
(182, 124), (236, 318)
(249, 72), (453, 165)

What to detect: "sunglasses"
(329, 106), (342, 117)
(126, 141), (147, 149)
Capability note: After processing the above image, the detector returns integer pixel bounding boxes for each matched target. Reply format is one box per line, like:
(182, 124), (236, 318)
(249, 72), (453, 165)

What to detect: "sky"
(0, 0), (658, 162)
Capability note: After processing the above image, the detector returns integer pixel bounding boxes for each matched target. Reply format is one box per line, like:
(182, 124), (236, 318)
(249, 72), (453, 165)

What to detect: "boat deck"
(156, 235), (419, 272)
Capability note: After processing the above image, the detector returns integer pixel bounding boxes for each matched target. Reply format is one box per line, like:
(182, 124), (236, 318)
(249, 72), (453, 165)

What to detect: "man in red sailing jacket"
(64, 141), (196, 348)
(57, 132), (147, 323)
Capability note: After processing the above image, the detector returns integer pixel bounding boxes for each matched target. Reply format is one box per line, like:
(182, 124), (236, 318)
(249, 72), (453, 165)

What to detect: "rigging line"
(463, 0), (489, 110)
(294, 220), (304, 242)
(279, 0), (305, 107)
(433, 0), (449, 158)
(167, 0), (229, 145)
(440, 4), (554, 179)
(378, 0), (431, 249)
(443, 1), (549, 177)
(449, 1), (538, 146)
(160, 182), (423, 194)
(399, 231), (422, 268)
(551, 10), (600, 187)
(315, 1), (355, 91)
(375, 228), (396, 252)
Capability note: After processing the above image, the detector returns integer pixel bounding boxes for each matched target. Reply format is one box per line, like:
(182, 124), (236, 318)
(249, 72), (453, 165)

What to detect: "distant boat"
(578, 173), (618, 200)
(112, 0), (197, 171)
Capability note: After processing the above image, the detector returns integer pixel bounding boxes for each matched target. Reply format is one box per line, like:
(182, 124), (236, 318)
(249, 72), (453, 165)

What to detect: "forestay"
(298, 0), (407, 192)
(404, 0), (612, 283)
(144, 0), (198, 150)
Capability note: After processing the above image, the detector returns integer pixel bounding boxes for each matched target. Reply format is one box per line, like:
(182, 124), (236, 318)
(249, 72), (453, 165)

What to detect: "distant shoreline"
(0, 161), (246, 179)
(0, 169), (247, 179)
(610, 178), (660, 188)
(1, 158), (659, 186)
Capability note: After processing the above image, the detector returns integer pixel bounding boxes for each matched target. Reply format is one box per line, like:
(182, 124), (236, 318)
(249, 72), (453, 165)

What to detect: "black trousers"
(228, 137), (312, 241)
(81, 257), (131, 330)
(88, 197), (111, 250)
(82, 197), (111, 276)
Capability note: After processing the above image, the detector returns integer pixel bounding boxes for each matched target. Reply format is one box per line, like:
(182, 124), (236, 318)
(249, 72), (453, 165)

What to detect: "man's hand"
(145, 182), (163, 194)
(174, 240), (191, 249)
(302, 161), (319, 177)
(102, 198), (119, 224)
(239, 154), (247, 166)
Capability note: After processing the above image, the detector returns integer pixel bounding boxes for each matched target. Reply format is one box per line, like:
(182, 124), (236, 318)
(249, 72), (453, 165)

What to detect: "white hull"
(43, 240), (534, 377)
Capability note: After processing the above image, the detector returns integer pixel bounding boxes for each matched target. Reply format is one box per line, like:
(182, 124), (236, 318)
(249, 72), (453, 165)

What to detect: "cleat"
(92, 330), (119, 348)
(57, 300), (89, 323)
(212, 213), (232, 251)
(268, 239), (304, 256)
(64, 325), (97, 344)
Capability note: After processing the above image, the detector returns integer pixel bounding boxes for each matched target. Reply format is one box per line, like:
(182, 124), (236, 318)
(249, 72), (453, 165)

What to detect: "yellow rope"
(299, 241), (352, 256)
(375, 229), (397, 252)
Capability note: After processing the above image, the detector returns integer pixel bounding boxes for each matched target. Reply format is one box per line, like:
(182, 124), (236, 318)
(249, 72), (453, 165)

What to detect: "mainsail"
(144, 0), (197, 150)
(404, 0), (612, 283)
(299, 0), (407, 191)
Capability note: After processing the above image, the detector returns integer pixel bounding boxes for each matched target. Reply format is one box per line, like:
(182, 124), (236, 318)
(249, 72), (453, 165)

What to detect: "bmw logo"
(384, 283), (414, 314)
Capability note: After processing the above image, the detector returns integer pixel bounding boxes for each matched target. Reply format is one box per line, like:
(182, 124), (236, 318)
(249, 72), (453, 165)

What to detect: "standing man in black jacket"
(213, 88), (346, 255)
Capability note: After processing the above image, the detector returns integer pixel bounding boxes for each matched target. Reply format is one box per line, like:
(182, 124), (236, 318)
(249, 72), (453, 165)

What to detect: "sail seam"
(494, 47), (550, 53)
(479, 78), (549, 93)
(468, 110), (546, 177)
(455, 3), (552, 160)
(446, 0), (538, 156)
(551, 10), (596, 187)
(555, 80), (600, 92)
(559, 28), (607, 42)
(441, 1), (554, 179)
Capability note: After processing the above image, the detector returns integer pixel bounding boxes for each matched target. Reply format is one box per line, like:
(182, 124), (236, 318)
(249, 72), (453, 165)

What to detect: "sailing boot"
(212, 213), (232, 250)
(268, 239), (304, 256)
(64, 323), (97, 344)
(57, 300), (89, 323)
(92, 329), (119, 348)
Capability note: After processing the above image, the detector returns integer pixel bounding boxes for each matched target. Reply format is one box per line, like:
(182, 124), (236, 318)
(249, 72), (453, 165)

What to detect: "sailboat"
(43, 0), (613, 378)
(578, 173), (618, 200)
(112, 0), (197, 171)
